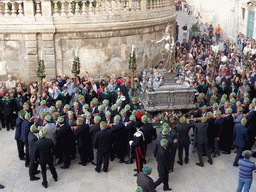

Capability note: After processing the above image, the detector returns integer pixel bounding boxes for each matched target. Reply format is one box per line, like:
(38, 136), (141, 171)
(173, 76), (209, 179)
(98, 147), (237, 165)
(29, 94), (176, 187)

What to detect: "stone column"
(41, 0), (53, 16)
(23, 0), (35, 16)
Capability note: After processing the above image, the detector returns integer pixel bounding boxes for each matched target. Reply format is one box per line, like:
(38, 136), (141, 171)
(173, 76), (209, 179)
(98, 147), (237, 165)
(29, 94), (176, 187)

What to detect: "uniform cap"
(129, 115), (135, 121)
(180, 117), (185, 123)
(41, 100), (46, 105)
(201, 116), (207, 122)
(141, 115), (148, 122)
(116, 100), (122, 106)
(142, 166), (151, 174)
(45, 115), (51, 122)
(98, 105), (104, 112)
(207, 112), (213, 118)
(49, 106), (56, 112)
(94, 116), (101, 122)
(111, 105), (117, 111)
(53, 112), (60, 117)
(23, 102), (29, 108)
(105, 111), (111, 116)
(100, 121), (107, 129)
(241, 117), (247, 125)
(64, 104), (70, 109)
(39, 129), (47, 137)
(83, 104), (89, 109)
(114, 115), (121, 121)
(58, 117), (64, 123)
(103, 99), (109, 105)
(18, 110), (26, 116)
(160, 139), (168, 147)
(77, 117), (84, 123)
(30, 124), (37, 132)
(56, 100), (62, 105)
(25, 113), (31, 120)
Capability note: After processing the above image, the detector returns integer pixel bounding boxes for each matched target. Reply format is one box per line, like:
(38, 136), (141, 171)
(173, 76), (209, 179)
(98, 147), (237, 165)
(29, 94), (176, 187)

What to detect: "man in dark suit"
(65, 111), (76, 126)
(154, 139), (172, 191)
(72, 102), (83, 117)
(233, 118), (248, 166)
(102, 99), (111, 114)
(195, 117), (213, 167)
(90, 116), (101, 165)
(137, 166), (156, 192)
(103, 111), (113, 124)
(176, 117), (193, 165)
(94, 121), (112, 173)
(55, 100), (65, 116)
(15, 110), (26, 161)
(206, 112), (215, 153)
(28, 124), (40, 181)
(129, 97), (141, 111)
(120, 109), (129, 123)
(21, 113), (32, 167)
(213, 110), (223, 157)
(245, 103), (256, 150)
(33, 129), (58, 188)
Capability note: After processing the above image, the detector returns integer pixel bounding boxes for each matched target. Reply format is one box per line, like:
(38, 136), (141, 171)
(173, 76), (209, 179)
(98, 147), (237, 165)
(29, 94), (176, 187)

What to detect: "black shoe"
(103, 170), (108, 173)
(164, 187), (172, 191)
(54, 177), (58, 182)
(95, 168), (100, 173)
(7, 129), (10, 131)
(134, 169), (138, 172)
(119, 160), (124, 164)
(222, 151), (230, 154)
(208, 160), (213, 165)
(185, 159), (189, 164)
(134, 173), (138, 176)
(196, 163), (204, 167)
(143, 159), (147, 164)
(25, 164), (29, 168)
(33, 170), (41, 175)
(124, 160), (133, 164)
(61, 165), (69, 169)
(234, 150), (238, 153)
(233, 164), (239, 167)
(57, 159), (63, 164)
(177, 161), (183, 166)
(110, 157), (115, 161)
(0, 184), (4, 189)
(213, 154), (219, 158)
(20, 157), (25, 161)
(30, 177), (40, 181)
(91, 162), (96, 166)
(42, 182), (48, 188)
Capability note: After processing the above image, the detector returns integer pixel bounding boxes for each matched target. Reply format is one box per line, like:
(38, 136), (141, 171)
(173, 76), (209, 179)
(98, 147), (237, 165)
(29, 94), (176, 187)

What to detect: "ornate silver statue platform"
(140, 69), (195, 112)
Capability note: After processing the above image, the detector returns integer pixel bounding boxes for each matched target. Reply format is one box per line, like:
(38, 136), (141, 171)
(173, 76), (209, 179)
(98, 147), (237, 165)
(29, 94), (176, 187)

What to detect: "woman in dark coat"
(198, 80), (208, 94)
(85, 86), (97, 104)
(99, 87), (111, 104)
(56, 87), (70, 106)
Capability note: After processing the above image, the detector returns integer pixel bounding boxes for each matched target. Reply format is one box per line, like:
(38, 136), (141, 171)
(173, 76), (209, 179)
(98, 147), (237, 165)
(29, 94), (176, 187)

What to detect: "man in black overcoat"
(15, 110), (26, 160)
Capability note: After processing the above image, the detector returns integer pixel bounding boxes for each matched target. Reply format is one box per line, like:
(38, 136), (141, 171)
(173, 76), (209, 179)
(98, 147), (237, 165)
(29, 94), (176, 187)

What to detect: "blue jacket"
(15, 116), (24, 140)
(20, 119), (32, 143)
(234, 124), (248, 148)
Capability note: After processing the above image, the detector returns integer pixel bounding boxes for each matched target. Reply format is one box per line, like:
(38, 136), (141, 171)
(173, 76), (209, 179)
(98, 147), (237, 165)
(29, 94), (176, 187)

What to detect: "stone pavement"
(0, 126), (255, 192)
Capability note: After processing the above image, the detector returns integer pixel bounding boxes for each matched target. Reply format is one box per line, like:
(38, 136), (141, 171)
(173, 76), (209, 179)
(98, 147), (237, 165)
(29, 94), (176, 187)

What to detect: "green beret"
(210, 100), (215, 106)
(74, 102), (79, 106)
(84, 111), (90, 117)
(30, 124), (37, 132)
(64, 104), (70, 109)
(227, 108), (233, 114)
(236, 101), (241, 105)
(244, 98), (250, 103)
(237, 107), (243, 112)
(74, 87), (79, 92)
(129, 115), (135, 121)
(142, 166), (151, 174)
(125, 104), (131, 111)
(23, 102), (29, 108)
(77, 117), (84, 123)
(195, 103), (199, 108)
(142, 115), (148, 122)
(68, 111), (74, 115)
(162, 128), (169, 136)
(222, 94), (227, 99)
(250, 103), (255, 108)
(18, 110), (26, 116)
(180, 117), (185, 123)
(230, 98), (236, 103)
(253, 98), (256, 102)
(244, 92), (249, 97)
(116, 100), (122, 106)
(41, 111), (48, 117)
(221, 98), (226, 104)
(56, 100), (62, 105)
(198, 95), (203, 99)
(211, 95), (217, 101)
(25, 113), (31, 120)
(207, 112), (213, 118)
(160, 139), (168, 147)
(94, 116), (101, 122)
(90, 100), (97, 106)
(58, 117), (64, 123)
(40, 100), (46, 105)
(114, 115), (121, 121)
(132, 110), (137, 116)
(212, 87), (218, 92)
(53, 112), (60, 117)
(49, 106), (56, 112)
(92, 97), (98, 102)
(162, 122), (169, 128)
(121, 109), (127, 114)
(216, 110), (222, 115)
(134, 187), (142, 192)
(203, 105), (207, 109)
(111, 105), (117, 111)
(241, 117), (247, 125)
(78, 94), (84, 100)
(98, 105), (104, 112)
(201, 116), (207, 122)
(105, 111), (111, 116)
(103, 99), (109, 105)
(231, 92), (236, 97)
(132, 97), (138, 102)
(199, 93), (205, 98)
(213, 103), (218, 108)
(39, 129), (47, 137)
(83, 104), (89, 109)
(100, 121), (107, 129)
(225, 101), (229, 105)
(45, 115), (51, 122)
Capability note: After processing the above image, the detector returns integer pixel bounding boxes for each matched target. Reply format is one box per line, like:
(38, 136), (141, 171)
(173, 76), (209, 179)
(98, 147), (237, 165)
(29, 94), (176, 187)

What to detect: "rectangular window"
(242, 8), (245, 20)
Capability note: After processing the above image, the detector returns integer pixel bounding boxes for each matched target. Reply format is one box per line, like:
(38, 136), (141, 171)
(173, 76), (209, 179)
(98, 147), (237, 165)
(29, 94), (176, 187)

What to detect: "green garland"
(128, 51), (137, 70)
(37, 60), (46, 78)
(210, 53), (219, 69)
(71, 57), (80, 74)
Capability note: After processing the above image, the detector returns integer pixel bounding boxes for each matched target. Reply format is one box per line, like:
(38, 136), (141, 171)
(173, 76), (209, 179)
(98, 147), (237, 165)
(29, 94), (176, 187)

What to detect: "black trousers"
(178, 145), (189, 162)
(40, 162), (58, 185)
(154, 167), (169, 190)
(0, 113), (5, 128)
(29, 160), (39, 179)
(25, 142), (30, 166)
(16, 140), (25, 160)
(197, 143), (212, 165)
(96, 151), (109, 172)
(77, 145), (87, 164)
(4, 114), (11, 130)
(61, 145), (70, 166)
(135, 147), (144, 173)
(170, 147), (177, 171)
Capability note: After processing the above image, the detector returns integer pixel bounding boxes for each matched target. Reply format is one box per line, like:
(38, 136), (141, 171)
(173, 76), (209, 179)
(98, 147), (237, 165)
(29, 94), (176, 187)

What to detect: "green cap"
(230, 98), (236, 103)
(198, 95), (203, 99)
(94, 116), (101, 122)
(250, 103), (255, 108)
(25, 113), (31, 120)
(58, 117), (64, 123)
(114, 115), (121, 121)
(98, 105), (104, 112)
(213, 103), (218, 108)
(222, 94), (227, 99)
(30, 124), (37, 132)
(132, 97), (138, 102)
(142, 166), (151, 174)
(199, 93), (205, 98)
(216, 110), (222, 115)
(105, 111), (111, 116)
(201, 116), (207, 122)
(41, 111), (48, 117)
(90, 100), (97, 106)
(160, 139), (168, 147)
(162, 122), (169, 128)
(77, 117), (84, 123)
(129, 115), (135, 121)
(74, 102), (79, 106)
(18, 110), (26, 116)
(125, 104), (130, 111)
(78, 94), (84, 100)
(39, 129), (47, 137)
(241, 117), (247, 125)
(237, 107), (243, 112)
(142, 115), (148, 122)
(253, 98), (256, 102)
(45, 115), (51, 122)
(211, 95), (217, 101)
(121, 109), (127, 114)
(53, 112), (60, 117)
(207, 112), (213, 118)
(212, 87), (218, 92)
(227, 108), (233, 114)
(68, 111), (74, 115)
(56, 100), (62, 105)
(244, 92), (249, 96)
(195, 103), (199, 108)
(103, 99), (109, 105)
(49, 106), (56, 112)
(41, 100), (46, 105)
(84, 111), (90, 117)
(231, 92), (236, 97)
(180, 117), (185, 123)
(210, 100), (215, 106)
(111, 105), (117, 111)
(225, 101), (229, 105)
(244, 98), (250, 103)
(100, 121), (107, 129)
(23, 102), (29, 108)
(64, 104), (70, 109)
(203, 105), (207, 109)
(134, 186), (142, 192)
(132, 110), (137, 116)
(74, 87), (79, 92)
(116, 100), (122, 106)
(162, 128), (169, 136)
(236, 101), (241, 105)
(83, 104), (89, 109)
